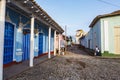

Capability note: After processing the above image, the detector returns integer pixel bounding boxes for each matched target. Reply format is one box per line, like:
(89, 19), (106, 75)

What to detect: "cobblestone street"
(9, 45), (120, 80)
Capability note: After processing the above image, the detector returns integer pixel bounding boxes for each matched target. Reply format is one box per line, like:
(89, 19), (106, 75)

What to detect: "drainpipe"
(30, 16), (34, 67)
(54, 30), (56, 56)
(0, 0), (6, 80)
(48, 27), (51, 58)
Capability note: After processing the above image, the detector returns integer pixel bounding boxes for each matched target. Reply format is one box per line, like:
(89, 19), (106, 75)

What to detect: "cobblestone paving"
(9, 46), (120, 80)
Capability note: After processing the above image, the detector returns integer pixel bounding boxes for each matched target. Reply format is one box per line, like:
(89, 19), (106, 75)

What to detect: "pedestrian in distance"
(95, 46), (100, 56)
(60, 39), (66, 55)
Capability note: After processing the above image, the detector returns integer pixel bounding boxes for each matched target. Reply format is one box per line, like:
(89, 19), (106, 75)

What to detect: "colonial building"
(75, 29), (86, 44)
(82, 10), (120, 54)
(0, 0), (64, 79)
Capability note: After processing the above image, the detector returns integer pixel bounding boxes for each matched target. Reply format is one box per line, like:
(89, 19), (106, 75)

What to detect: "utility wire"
(97, 0), (120, 8)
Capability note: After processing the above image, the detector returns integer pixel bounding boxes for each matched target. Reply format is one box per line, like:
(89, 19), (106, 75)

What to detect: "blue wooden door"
(4, 22), (14, 64)
(22, 33), (30, 60)
(39, 33), (43, 54)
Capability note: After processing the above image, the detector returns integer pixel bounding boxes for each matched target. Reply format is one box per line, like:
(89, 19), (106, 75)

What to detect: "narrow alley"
(9, 45), (120, 80)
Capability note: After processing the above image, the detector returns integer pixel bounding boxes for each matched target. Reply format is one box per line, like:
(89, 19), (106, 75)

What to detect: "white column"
(65, 26), (67, 50)
(58, 34), (61, 55)
(54, 30), (56, 56)
(30, 16), (34, 67)
(103, 21), (109, 51)
(48, 27), (51, 58)
(0, 0), (6, 80)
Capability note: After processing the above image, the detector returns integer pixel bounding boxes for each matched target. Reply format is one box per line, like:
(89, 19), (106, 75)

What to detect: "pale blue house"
(85, 10), (120, 54)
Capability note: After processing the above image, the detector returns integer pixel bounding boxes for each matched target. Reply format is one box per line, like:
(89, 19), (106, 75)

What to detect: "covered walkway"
(0, 0), (64, 80)
(4, 54), (55, 80)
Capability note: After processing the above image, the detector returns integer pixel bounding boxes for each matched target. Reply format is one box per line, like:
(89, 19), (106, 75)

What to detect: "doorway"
(114, 27), (120, 54)
(39, 33), (43, 55)
(22, 33), (30, 60)
(4, 22), (14, 64)
(88, 39), (90, 49)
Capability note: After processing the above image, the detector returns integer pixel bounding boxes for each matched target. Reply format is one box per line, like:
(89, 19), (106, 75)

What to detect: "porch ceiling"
(7, 0), (64, 33)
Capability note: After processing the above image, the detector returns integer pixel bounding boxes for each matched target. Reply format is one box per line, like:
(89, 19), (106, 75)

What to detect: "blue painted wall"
(34, 34), (39, 57)
(6, 7), (30, 62)
(5, 7), (55, 64)
(40, 24), (48, 53)
(91, 20), (101, 50)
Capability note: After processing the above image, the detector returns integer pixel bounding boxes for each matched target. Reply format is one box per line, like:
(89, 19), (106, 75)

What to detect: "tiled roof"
(10, 0), (64, 33)
(89, 10), (120, 28)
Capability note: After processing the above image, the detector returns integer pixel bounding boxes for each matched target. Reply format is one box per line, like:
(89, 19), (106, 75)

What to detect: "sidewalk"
(3, 54), (54, 80)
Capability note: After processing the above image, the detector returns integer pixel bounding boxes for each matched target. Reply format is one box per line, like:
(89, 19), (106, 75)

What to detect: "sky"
(36, 0), (120, 36)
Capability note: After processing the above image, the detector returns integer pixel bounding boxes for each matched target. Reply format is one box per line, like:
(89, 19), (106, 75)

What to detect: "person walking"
(60, 39), (66, 55)
(95, 46), (100, 56)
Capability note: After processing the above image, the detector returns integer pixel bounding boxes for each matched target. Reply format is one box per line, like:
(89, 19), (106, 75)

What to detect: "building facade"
(75, 29), (85, 44)
(83, 11), (120, 54)
(0, 0), (64, 79)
